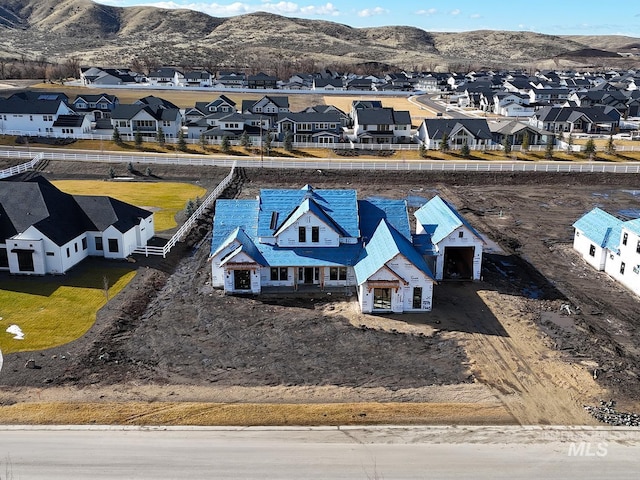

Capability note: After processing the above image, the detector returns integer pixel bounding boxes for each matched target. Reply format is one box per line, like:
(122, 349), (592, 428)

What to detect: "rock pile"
(585, 400), (640, 426)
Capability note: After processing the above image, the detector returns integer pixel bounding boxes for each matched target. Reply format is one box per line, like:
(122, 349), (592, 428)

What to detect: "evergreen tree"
(157, 127), (165, 148)
(177, 129), (187, 152)
(606, 135), (616, 155)
(112, 126), (122, 146)
(583, 138), (597, 160)
(545, 136), (554, 160)
(566, 133), (574, 154)
(439, 132), (449, 153)
(221, 135), (231, 153)
(127, 161), (134, 173)
(134, 129), (143, 150)
(185, 199), (195, 217)
(460, 142), (471, 159)
(521, 131), (530, 152)
(263, 132), (272, 156)
(502, 136), (512, 155)
(145, 166), (152, 177)
(240, 131), (250, 148)
(283, 131), (293, 152)
(108, 166), (116, 178)
(419, 142), (427, 158)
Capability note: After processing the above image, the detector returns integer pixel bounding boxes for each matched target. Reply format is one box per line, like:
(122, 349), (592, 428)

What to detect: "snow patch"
(6, 325), (24, 340)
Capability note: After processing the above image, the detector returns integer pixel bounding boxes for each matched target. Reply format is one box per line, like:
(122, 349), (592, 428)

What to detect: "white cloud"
(96, 1), (339, 17)
(450, 9), (461, 16)
(470, 13), (481, 19)
(357, 7), (388, 18)
(416, 8), (437, 16)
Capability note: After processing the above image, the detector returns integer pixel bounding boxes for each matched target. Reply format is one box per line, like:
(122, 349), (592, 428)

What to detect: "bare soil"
(2, 163), (640, 426)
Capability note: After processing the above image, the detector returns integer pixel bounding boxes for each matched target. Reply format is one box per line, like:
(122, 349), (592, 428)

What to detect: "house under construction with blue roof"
(209, 185), (484, 314)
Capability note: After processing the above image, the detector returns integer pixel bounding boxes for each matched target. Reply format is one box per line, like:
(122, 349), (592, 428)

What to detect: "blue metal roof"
(211, 199), (259, 254)
(258, 186), (359, 238)
(258, 243), (362, 267)
(624, 218), (640, 237)
(358, 198), (410, 243)
(573, 208), (623, 250)
(275, 198), (348, 237)
(354, 220), (434, 285)
(414, 195), (481, 245)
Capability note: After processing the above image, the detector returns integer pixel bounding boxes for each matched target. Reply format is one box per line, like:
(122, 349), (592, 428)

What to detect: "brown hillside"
(0, 0), (637, 70)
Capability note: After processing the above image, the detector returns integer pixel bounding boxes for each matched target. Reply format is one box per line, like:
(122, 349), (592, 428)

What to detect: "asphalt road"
(0, 426), (638, 479)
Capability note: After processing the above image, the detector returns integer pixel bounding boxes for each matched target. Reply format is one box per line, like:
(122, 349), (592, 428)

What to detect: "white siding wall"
(210, 240), (241, 287)
(573, 230), (606, 271)
(276, 212), (340, 247)
(605, 228), (640, 296)
(434, 226), (483, 280)
(7, 238), (46, 275)
(102, 226), (127, 259)
(358, 254), (435, 314)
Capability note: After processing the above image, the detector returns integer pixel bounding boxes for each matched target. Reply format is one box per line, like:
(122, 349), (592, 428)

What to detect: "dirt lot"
(2, 163), (640, 426)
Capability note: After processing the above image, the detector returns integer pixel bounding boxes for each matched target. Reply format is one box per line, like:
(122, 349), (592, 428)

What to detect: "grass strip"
(0, 402), (515, 426)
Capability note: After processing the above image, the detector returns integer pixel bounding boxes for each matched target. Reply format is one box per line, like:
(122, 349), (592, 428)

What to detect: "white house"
(414, 195), (484, 281)
(573, 208), (640, 297)
(111, 103), (182, 138)
(351, 107), (412, 144)
(0, 95), (75, 136)
(416, 118), (493, 150)
(210, 186), (484, 314)
(0, 176), (154, 275)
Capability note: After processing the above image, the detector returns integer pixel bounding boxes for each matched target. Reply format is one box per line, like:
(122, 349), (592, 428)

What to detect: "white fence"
(0, 152), (44, 179)
(133, 162), (236, 257)
(4, 150), (640, 174)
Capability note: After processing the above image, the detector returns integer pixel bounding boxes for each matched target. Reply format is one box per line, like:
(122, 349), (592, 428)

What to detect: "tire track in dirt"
(462, 290), (604, 425)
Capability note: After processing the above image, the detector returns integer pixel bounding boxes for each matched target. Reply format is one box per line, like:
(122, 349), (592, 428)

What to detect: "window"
(621, 262), (626, 275)
(412, 287), (423, 309)
(589, 244), (596, 257)
(458, 231), (464, 238)
(46, 252), (54, 257)
(329, 267), (347, 281)
(74, 243), (78, 253)
(270, 267), (288, 281)
(373, 288), (392, 310)
(95, 237), (103, 251)
(636, 240), (640, 254)
(0, 247), (8, 268)
(108, 238), (119, 253)
(623, 233), (628, 245)
(82, 238), (87, 250)
(66, 247), (70, 258)
(298, 226), (306, 243)
(312, 226), (319, 243)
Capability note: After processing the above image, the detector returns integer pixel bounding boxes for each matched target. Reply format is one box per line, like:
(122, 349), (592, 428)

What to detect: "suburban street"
(0, 426), (639, 479)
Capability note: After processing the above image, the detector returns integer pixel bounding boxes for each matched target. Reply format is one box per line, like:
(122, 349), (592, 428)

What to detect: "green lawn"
(53, 180), (207, 232)
(0, 264), (135, 354)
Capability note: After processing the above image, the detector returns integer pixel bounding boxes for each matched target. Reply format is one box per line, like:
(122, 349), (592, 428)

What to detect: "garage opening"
(443, 247), (474, 280)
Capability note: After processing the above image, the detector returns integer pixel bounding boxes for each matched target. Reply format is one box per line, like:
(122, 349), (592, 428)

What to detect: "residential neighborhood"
(2, 65), (640, 149)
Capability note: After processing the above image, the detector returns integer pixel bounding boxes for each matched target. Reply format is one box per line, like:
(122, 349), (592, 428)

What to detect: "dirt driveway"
(1, 165), (640, 426)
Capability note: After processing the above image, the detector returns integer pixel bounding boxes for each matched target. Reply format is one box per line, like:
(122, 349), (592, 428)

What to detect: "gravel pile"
(585, 401), (640, 426)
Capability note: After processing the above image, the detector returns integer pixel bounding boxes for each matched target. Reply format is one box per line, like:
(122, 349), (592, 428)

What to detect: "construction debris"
(585, 400), (640, 426)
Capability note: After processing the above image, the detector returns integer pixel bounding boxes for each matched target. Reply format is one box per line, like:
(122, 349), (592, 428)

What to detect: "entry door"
(304, 267), (314, 284)
(234, 270), (251, 290)
(17, 251), (35, 272)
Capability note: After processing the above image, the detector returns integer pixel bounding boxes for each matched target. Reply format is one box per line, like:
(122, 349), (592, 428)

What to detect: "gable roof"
(258, 186), (359, 238)
(422, 118), (492, 140)
(0, 176), (150, 246)
(358, 198), (411, 242)
(415, 195), (482, 245)
(354, 220), (434, 285)
(573, 208), (623, 250)
(355, 107), (411, 125)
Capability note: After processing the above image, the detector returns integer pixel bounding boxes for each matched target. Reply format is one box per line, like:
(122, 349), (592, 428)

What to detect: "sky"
(95, 0), (640, 36)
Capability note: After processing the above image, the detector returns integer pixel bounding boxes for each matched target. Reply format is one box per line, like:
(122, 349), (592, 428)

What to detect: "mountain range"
(0, 0), (639, 72)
